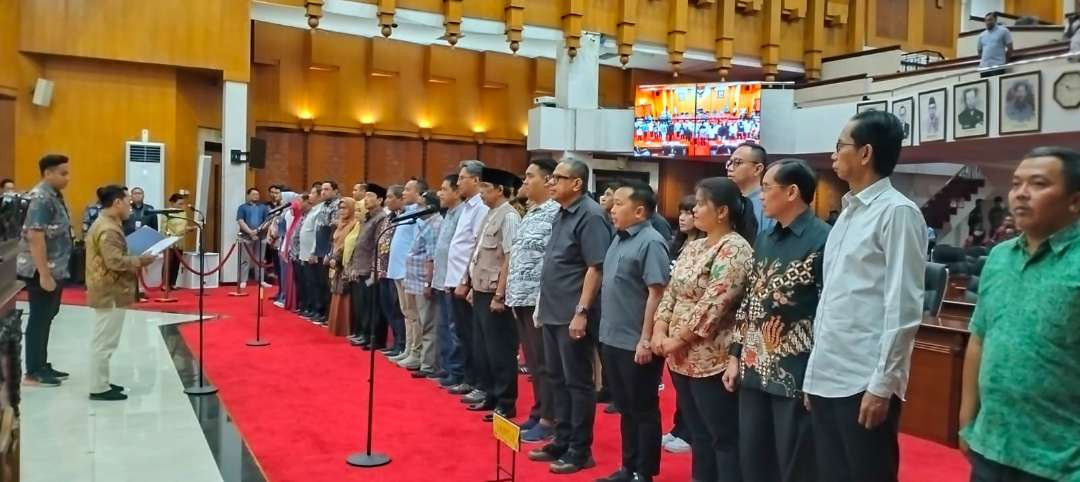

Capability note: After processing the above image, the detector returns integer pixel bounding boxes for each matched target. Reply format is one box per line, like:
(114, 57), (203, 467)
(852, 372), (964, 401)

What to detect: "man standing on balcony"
(977, 12), (1013, 72)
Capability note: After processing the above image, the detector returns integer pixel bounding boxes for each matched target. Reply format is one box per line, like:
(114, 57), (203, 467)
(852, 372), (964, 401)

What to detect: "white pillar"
(555, 32), (601, 110)
(220, 81), (248, 284)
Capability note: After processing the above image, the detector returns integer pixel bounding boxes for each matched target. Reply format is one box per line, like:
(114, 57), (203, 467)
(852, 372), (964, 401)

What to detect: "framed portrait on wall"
(856, 100), (888, 114)
(918, 88), (947, 143)
(891, 97), (915, 146)
(999, 71), (1041, 134)
(953, 79), (989, 139)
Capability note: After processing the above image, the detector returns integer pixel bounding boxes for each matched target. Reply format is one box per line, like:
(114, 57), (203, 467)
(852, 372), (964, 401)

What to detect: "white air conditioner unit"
(125, 141), (166, 210)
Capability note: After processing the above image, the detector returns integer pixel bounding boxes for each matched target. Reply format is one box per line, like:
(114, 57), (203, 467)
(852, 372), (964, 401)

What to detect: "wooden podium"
(900, 314), (971, 448)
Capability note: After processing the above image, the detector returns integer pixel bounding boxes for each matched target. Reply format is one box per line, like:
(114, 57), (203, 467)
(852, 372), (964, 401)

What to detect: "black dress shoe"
(549, 453), (596, 474)
(46, 364), (70, 380)
(482, 408), (516, 422)
(411, 370), (433, 379)
(109, 384), (125, 392)
(90, 390), (128, 401)
(466, 401), (495, 412)
(631, 473), (653, 482)
(527, 443), (567, 462)
(596, 467), (634, 482)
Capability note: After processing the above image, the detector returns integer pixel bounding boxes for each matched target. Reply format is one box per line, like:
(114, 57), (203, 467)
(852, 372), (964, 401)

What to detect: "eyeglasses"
(549, 174), (573, 183)
(761, 183), (790, 191)
(835, 141), (859, 153)
(725, 158), (760, 169)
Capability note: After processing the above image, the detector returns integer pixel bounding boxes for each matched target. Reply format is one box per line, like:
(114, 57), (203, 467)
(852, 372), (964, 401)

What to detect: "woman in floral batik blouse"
(651, 176), (757, 482)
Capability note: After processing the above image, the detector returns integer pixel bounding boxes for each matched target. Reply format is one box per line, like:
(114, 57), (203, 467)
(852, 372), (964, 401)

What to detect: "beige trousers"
(90, 306), (127, 394)
(394, 280), (421, 358)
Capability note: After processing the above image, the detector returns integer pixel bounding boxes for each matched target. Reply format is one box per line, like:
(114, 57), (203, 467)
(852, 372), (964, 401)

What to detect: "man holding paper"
(85, 185), (156, 401)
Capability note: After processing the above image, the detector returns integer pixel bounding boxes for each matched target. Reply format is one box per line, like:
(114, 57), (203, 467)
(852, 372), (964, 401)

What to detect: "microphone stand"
(346, 220), (399, 469)
(182, 208), (218, 396)
(246, 237), (270, 347)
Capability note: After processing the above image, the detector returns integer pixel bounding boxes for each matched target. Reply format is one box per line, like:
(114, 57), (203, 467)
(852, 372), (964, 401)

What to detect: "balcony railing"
(900, 50), (946, 72)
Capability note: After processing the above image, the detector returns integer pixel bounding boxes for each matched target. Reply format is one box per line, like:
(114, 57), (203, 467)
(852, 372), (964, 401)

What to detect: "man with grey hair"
(528, 158), (614, 474)
(444, 160), (492, 400)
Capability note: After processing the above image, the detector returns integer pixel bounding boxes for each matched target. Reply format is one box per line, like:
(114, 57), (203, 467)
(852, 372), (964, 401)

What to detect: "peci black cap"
(365, 182), (387, 199)
(480, 167), (523, 190)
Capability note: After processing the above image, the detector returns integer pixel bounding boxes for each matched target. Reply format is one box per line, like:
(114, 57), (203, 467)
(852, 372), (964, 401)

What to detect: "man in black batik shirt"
(725, 159), (831, 482)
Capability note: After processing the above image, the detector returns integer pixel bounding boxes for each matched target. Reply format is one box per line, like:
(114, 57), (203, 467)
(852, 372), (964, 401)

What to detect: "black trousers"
(671, 405), (691, 442)
(378, 278), (403, 350)
(512, 306), (554, 421)
(969, 451), (1054, 482)
(739, 388), (816, 482)
(301, 262), (328, 315)
(601, 344), (663, 476)
(473, 291), (519, 412)
(291, 260), (306, 310)
(22, 273), (63, 376)
(349, 279), (386, 347)
(671, 372), (740, 482)
(167, 247), (183, 288)
(452, 296), (477, 387)
(543, 321), (597, 458)
(808, 392), (901, 482)
(313, 263), (330, 316)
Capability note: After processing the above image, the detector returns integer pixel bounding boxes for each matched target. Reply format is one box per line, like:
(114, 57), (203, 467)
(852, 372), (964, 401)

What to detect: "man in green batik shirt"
(959, 146), (1080, 482)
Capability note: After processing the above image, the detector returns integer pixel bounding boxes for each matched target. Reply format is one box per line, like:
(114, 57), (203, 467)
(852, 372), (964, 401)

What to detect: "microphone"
(266, 203), (290, 218)
(147, 208), (186, 215)
(391, 206), (438, 225)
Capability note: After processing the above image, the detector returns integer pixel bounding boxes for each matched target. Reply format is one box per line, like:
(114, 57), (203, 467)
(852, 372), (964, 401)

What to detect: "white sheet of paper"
(143, 236), (182, 257)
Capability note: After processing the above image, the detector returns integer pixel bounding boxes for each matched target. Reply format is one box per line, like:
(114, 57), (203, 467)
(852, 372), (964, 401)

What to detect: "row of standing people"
(256, 109), (932, 482)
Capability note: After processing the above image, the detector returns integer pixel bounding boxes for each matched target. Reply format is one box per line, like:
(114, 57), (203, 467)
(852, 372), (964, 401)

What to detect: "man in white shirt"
(803, 110), (927, 482)
(444, 160), (491, 398)
(296, 183), (323, 319)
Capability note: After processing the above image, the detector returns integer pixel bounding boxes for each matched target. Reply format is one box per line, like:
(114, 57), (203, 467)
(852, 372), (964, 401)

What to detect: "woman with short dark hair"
(651, 177), (756, 482)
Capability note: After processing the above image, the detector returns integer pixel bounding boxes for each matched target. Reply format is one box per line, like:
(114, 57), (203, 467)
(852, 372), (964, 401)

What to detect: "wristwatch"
(574, 304), (588, 316)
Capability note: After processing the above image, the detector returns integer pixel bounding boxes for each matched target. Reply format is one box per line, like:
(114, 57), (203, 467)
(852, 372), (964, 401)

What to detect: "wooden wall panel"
(174, 70), (222, 204)
(255, 128), (307, 196)
(479, 144), (528, 177)
(266, 0), (935, 64)
(0, 98), (12, 182)
(873, 0), (909, 41)
(307, 133), (367, 189)
(1009, 0), (1064, 23)
(253, 22), (536, 143)
(812, 169), (846, 218)
(657, 159), (725, 219)
(18, 0), (250, 81)
(367, 137), (424, 188)
(426, 140), (478, 187)
(0, 0), (17, 92)
(599, 66), (631, 109)
(14, 56), (179, 232)
(923, 0), (955, 48)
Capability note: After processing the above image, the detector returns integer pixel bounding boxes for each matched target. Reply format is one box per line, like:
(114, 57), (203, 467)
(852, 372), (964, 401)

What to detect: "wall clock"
(1053, 71), (1080, 109)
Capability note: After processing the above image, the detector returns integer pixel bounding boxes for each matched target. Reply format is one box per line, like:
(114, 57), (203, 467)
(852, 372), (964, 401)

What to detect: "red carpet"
(48, 285), (971, 481)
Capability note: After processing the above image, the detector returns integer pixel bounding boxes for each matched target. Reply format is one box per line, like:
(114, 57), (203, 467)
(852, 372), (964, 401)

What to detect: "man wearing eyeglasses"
(528, 159), (614, 474)
(804, 110), (927, 482)
(727, 142), (776, 236)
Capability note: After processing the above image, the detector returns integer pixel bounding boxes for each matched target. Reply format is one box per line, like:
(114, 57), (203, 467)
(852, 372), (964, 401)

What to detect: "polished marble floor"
(19, 303), (264, 482)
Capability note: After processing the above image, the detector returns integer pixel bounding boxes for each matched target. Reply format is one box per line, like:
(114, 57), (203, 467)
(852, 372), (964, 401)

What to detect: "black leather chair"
(931, 245), (968, 277)
(965, 246), (989, 259)
(924, 262), (948, 316)
(964, 256), (987, 302)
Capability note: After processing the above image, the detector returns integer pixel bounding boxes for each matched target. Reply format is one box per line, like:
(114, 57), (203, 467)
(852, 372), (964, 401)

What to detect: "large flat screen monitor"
(633, 82), (762, 158)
